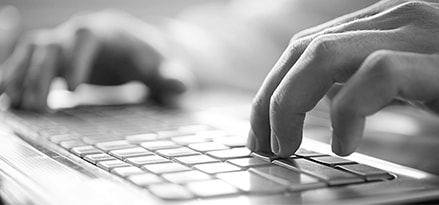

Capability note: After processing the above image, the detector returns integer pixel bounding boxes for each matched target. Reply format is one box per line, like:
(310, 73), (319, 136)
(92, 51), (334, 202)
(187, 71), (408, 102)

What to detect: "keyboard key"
(149, 184), (194, 200)
(293, 148), (328, 158)
(50, 134), (74, 143)
(143, 163), (190, 174)
(250, 166), (325, 191)
(111, 166), (144, 177)
(59, 140), (87, 149)
(95, 140), (136, 151)
(82, 136), (122, 144)
(126, 155), (170, 166)
(128, 173), (164, 186)
(175, 155), (220, 166)
(217, 171), (287, 194)
(97, 159), (130, 171)
(178, 124), (211, 132)
(186, 180), (239, 197)
(71, 146), (102, 157)
(207, 148), (251, 160)
(156, 130), (194, 139)
(188, 142), (229, 153)
(84, 153), (115, 164)
(156, 147), (199, 159)
(109, 147), (152, 160)
(251, 152), (280, 162)
(311, 156), (357, 166)
(274, 158), (364, 186)
(125, 133), (158, 143)
(194, 163), (241, 174)
(140, 141), (180, 151)
(227, 158), (271, 168)
(337, 164), (394, 181)
(214, 137), (247, 147)
(162, 170), (212, 183)
(194, 130), (228, 140)
(171, 135), (210, 145)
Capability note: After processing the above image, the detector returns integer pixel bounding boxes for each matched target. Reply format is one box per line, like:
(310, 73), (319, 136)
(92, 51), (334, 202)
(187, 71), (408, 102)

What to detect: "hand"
(247, 0), (439, 157)
(0, 10), (190, 111)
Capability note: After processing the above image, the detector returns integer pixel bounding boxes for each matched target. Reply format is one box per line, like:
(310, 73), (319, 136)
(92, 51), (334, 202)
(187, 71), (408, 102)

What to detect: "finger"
(1, 35), (36, 108)
(148, 60), (192, 105)
(130, 41), (189, 105)
(21, 43), (59, 111)
(331, 51), (439, 156)
(61, 27), (99, 91)
(289, 0), (413, 42)
(247, 8), (411, 153)
(269, 30), (415, 157)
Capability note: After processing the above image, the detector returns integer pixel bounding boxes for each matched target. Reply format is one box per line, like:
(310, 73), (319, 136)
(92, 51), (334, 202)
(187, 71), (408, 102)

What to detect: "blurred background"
(2, 0), (439, 176)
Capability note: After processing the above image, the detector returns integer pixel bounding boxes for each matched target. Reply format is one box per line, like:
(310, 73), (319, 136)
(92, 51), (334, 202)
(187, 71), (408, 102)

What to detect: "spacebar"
(273, 158), (364, 186)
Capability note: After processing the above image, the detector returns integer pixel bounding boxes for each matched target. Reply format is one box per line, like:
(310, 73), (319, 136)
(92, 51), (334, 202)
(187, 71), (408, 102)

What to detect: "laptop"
(0, 88), (438, 205)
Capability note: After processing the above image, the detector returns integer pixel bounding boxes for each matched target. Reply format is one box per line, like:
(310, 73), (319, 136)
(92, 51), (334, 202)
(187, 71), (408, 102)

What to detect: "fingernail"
(331, 134), (344, 156)
(246, 129), (257, 151)
(271, 133), (280, 154)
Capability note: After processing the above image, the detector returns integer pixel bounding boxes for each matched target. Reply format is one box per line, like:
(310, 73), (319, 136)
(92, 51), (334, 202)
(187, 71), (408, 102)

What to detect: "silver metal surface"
(0, 97), (438, 205)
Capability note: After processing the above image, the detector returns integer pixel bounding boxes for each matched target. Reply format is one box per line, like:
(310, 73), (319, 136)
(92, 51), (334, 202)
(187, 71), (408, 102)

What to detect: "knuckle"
(398, 1), (430, 11)
(290, 29), (312, 43)
(307, 35), (338, 59)
(26, 29), (57, 46)
(363, 50), (400, 80)
(74, 26), (94, 39)
(390, 1), (433, 17)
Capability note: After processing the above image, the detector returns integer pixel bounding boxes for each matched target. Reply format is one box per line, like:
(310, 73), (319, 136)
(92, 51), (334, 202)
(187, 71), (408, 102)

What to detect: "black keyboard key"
(311, 156), (357, 166)
(227, 157), (271, 168)
(293, 148), (328, 157)
(337, 164), (394, 181)
(274, 158), (364, 186)
(250, 166), (325, 191)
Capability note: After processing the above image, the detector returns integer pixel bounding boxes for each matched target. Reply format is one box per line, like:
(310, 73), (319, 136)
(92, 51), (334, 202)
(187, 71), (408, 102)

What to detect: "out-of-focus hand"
(0, 10), (189, 111)
(248, 0), (439, 157)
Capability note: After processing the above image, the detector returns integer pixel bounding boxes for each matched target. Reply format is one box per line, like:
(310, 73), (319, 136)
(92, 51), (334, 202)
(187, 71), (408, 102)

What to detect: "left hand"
(0, 10), (190, 111)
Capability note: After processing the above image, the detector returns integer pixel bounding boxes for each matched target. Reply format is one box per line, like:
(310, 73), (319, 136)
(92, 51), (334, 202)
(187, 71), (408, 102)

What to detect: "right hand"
(0, 10), (190, 111)
(248, 0), (439, 157)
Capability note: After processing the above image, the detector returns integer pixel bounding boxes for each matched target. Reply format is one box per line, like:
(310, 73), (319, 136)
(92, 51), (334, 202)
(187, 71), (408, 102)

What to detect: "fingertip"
(246, 128), (257, 151)
(271, 130), (301, 158)
(331, 129), (362, 156)
(270, 132), (279, 154)
(163, 78), (187, 94)
(331, 134), (350, 156)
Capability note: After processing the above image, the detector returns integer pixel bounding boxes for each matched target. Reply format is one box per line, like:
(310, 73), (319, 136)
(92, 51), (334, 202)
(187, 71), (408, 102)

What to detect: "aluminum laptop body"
(0, 91), (438, 205)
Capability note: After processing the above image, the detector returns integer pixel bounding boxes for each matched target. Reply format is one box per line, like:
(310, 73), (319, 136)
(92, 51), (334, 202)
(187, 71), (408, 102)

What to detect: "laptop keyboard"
(12, 106), (395, 201)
